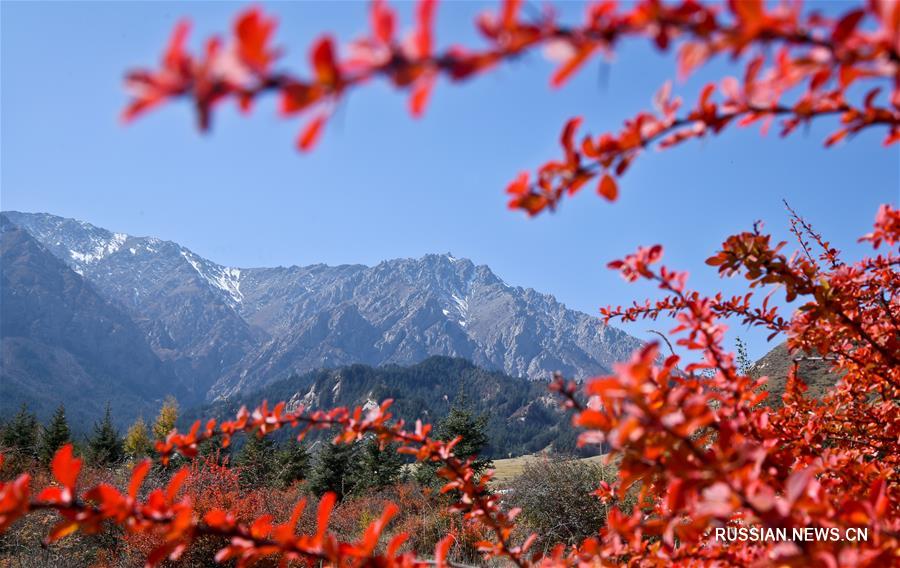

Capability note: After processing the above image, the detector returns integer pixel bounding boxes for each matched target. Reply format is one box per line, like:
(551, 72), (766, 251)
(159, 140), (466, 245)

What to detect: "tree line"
(0, 396), (494, 500)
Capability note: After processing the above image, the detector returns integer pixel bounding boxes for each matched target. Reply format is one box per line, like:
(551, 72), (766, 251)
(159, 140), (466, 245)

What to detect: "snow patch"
(68, 232), (127, 265)
(180, 250), (244, 306)
(450, 293), (470, 327)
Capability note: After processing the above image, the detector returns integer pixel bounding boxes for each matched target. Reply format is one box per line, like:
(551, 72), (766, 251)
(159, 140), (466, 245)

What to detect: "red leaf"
(250, 514), (273, 539)
(832, 9), (865, 43)
(729, 0), (764, 29)
(415, 0), (438, 57)
(597, 174), (618, 201)
(129, 460), (151, 500)
(501, 0), (521, 29)
(677, 42), (708, 81)
(316, 492), (337, 541)
(409, 77), (435, 118)
(435, 532), (455, 567)
(560, 117), (583, 164)
(163, 20), (191, 71)
(167, 468), (189, 503)
(280, 82), (321, 116)
(46, 520), (79, 544)
(386, 532), (409, 558)
(297, 115), (327, 152)
(370, 0), (396, 44)
(310, 36), (339, 85)
(234, 7), (279, 72)
(551, 46), (596, 88)
(51, 444), (81, 491)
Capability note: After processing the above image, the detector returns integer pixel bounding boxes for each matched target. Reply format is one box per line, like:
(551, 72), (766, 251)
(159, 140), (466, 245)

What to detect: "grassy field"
(490, 453), (607, 485)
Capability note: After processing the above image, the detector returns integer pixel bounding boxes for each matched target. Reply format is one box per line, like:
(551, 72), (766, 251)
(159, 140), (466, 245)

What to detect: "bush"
(507, 456), (620, 551)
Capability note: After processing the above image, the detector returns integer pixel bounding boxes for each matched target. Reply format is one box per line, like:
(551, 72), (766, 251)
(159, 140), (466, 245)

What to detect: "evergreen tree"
(309, 441), (359, 499)
(352, 437), (403, 492)
(1, 404), (39, 459)
(277, 438), (311, 488)
(87, 403), (123, 466)
(152, 396), (179, 441)
(236, 432), (277, 488)
(417, 397), (492, 487)
(123, 417), (152, 459)
(39, 405), (71, 464)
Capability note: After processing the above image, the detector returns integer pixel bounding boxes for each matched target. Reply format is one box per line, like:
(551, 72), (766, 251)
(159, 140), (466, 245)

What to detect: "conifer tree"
(353, 437), (403, 492)
(152, 396), (178, 441)
(38, 405), (71, 465)
(0, 404), (39, 459)
(123, 417), (152, 459)
(309, 440), (359, 499)
(236, 432), (277, 488)
(277, 438), (311, 488)
(417, 397), (492, 486)
(87, 403), (123, 466)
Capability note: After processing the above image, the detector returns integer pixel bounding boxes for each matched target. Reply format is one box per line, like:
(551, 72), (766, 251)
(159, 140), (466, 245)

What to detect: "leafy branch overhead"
(122, 0), (900, 214)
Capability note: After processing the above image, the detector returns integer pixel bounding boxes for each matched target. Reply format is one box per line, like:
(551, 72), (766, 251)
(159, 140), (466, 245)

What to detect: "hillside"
(183, 356), (597, 459)
(0, 215), (182, 427)
(750, 342), (840, 404)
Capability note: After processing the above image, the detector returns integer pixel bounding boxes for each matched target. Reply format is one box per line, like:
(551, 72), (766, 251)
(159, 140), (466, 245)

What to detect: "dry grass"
(490, 454), (606, 485)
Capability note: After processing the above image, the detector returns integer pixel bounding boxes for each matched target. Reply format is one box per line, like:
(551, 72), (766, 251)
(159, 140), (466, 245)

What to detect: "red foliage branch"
(1, 400), (532, 567)
(121, 0), (900, 214)
(544, 205), (900, 566)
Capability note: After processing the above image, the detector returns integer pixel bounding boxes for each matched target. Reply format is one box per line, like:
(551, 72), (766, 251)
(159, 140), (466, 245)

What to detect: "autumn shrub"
(122, 455), (314, 567)
(506, 456), (621, 552)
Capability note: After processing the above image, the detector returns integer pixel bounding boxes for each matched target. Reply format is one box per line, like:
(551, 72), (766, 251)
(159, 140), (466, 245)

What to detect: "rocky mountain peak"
(3, 211), (646, 405)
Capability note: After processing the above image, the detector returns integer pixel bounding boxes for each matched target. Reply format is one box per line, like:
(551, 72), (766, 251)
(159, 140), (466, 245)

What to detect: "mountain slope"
(217, 254), (640, 397)
(4, 211), (644, 403)
(750, 342), (840, 405)
(2, 211), (263, 399)
(0, 215), (182, 428)
(185, 356), (595, 459)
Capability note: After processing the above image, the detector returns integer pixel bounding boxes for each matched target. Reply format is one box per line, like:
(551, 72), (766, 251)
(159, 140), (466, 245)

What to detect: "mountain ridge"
(0, 214), (183, 427)
(183, 355), (596, 459)
(1, 211), (645, 406)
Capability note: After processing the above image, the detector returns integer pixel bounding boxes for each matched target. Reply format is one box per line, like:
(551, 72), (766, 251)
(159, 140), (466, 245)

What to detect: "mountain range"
(0, 211), (644, 426)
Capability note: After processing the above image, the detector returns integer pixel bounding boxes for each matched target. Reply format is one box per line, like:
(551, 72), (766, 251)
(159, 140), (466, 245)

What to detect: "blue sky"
(2, 1), (897, 362)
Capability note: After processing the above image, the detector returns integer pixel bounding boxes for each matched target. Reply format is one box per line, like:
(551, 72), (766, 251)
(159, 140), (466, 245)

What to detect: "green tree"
(236, 432), (277, 488)
(87, 403), (123, 466)
(39, 405), (71, 465)
(735, 337), (753, 376)
(123, 417), (152, 459)
(277, 438), (311, 488)
(309, 441), (359, 499)
(417, 398), (493, 487)
(352, 437), (403, 492)
(152, 396), (179, 441)
(1, 404), (39, 459)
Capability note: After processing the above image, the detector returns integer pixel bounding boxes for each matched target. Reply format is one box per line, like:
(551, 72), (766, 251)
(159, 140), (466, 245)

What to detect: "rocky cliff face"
(3, 211), (644, 404)
(0, 214), (181, 426)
